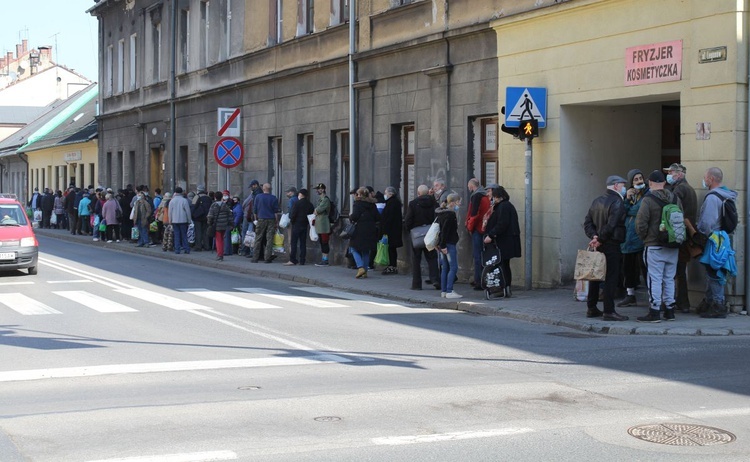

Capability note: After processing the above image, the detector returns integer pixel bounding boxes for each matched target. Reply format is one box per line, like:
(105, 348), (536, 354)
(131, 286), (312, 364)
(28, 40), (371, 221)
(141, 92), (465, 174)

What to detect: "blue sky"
(1, 0), (98, 82)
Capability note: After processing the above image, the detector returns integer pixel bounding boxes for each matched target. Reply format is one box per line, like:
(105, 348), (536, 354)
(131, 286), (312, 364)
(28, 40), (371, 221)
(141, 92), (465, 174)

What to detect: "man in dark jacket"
(191, 186), (213, 251)
(665, 163), (698, 313)
(583, 175), (629, 321)
(404, 184), (439, 290)
(285, 188), (315, 266)
(41, 188), (55, 229)
(635, 170), (683, 322)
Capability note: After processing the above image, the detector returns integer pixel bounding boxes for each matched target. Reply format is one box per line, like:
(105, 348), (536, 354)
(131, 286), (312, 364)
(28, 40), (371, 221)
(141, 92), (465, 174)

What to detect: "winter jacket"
(466, 187), (490, 233)
(435, 207), (459, 248)
(484, 199), (522, 260)
(232, 202), (243, 227)
(192, 193), (212, 222)
(314, 195), (332, 234)
(208, 201), (233, 232)
(404, 194), (437, 230)
(635, 189), (682, 247)
(78, 196), (92, 216)
(290, 197), (315, 230)
(669, 178), (698, 226)
(54, 196), (64, 215)
(583, 189), (626, 245)
(380, 195), (404, 248)
(253, 193), (280, 220)
(621, 190), (646, 254)
(697, 186), (738, 236)
(168, 193), (192, 224)
(132, 197), (153, 228)
(349, 197), (380, 253)
(101, 198), (122, 226)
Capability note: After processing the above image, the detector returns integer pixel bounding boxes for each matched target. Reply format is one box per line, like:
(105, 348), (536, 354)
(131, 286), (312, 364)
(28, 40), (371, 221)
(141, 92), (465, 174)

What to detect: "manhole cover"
(628, 423), (736, 446)
(314, 416), (342, 422)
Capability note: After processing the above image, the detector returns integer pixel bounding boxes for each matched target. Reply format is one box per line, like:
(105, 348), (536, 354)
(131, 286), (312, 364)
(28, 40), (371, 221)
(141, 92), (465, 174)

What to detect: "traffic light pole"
(524, 137), (532, 291)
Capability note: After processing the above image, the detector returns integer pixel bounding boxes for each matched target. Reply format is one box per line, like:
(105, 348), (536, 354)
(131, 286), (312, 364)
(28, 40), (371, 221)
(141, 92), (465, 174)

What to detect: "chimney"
(22, 39), (28, 54)
(39, 47), (51, 61)
(15, 43), (23, 59)
(6, 51), (12, 65)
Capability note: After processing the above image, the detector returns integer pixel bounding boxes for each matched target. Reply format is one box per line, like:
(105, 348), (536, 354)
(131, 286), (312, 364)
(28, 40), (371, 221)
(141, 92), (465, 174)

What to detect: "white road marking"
(47, 279), (92, 284)
(0, 281), (34, 286)
(0, 355), (352, 383)
(54, 291), (138, 313)
(236, 287), (349, 307)
(39, 257), (137, 290)
(0, 293), (61, 315)
(292, 286), (406, 306)
(178, 288), (281, 309)
(372, 427), (535, 446)
(683, 407), (750, 418)
(85, 450), (237, 462)
(116, 288), (213, 311)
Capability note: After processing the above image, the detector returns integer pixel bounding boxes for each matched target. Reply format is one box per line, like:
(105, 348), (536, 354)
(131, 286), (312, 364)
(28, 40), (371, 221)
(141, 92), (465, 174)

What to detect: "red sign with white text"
(625, 40), (682, 86)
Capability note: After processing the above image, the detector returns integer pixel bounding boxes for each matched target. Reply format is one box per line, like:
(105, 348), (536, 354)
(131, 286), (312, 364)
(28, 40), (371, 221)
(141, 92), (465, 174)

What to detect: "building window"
(178, 145), (188, 191)
(152, 22), (161, 81)
(268, 137), (283, 196)
(298, 134), (313, 191)
(331, 0), (348, 26)
(222, 0), (232, 60)
(116, 151), (124, 187)
(198, 143), (208, 191)
(180, 7), (190, 73)
(402, 125), (415, 212)
(128, 151), (136, 186)
(200, 0), (209, 68)
(117, 39), (125, 93)
(106, 45), (113, 96)
(337, 131), (350, 215)
(297, 0), (314, 36)
(270, 0), (283, 45)
(129, 34), (137, 90)
(480, 117), (498, 187)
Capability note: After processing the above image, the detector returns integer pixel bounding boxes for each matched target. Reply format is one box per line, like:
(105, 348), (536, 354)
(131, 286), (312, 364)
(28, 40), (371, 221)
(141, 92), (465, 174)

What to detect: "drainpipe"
(745, 40), (750, 311)
(169, 0), (177, 191)
(348, 0), (357, 212)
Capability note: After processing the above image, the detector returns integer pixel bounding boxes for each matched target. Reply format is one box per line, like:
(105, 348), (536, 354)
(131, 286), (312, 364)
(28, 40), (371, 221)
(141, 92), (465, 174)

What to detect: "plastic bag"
(244, 230), (256, 248)
(273, 230), (285, 253)
(33, 209), (42, 222)
(149, 221), (158, 233)
(231, 228), (240, 244)
(131, 226), (139, 240)
(93, 215), (100, 228)
(424, 221), (440, 251)
(99, 221), (107, 232)
(187, 223), (195, 244)
(307, 214), (318, 241)
(279, 213), (290, 228)
(574, 279), (588, 302)
(375, 237), (389, 266)
(50, 213), (57, 225)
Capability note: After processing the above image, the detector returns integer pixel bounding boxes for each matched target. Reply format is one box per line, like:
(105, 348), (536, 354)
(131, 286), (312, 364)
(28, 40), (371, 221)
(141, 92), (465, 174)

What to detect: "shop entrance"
(150, 146), (165, 191)
(559, 99), (680, 282)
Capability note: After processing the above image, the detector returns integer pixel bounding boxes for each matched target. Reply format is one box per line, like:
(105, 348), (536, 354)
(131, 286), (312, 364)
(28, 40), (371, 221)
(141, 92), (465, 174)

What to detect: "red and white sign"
(214, 137), (244, 169)
(624, 40), (682, 87)
(217, 107), (241, 137)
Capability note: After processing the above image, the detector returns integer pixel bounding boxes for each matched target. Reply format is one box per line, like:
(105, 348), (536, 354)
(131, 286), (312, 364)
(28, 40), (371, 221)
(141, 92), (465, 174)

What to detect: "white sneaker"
(444, 291), (462, 299)
(107, 240), (113, 243)
(440, 292), (446, 298)
(116, 240), (120, 243)
(93, 238), (99, 242)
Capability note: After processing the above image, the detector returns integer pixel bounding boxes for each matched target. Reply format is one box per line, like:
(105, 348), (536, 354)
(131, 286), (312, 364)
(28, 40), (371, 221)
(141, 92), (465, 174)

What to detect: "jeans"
(224, 227), (234, 255)
(644, 246), (679, 308)
(290, 226), (307, 264)
(138, 224), (150, 246)
(351, 247), (370, 270)
(704, 264), (726, 304)
(472, 231), (483, 285)
(173, 223), (190, 253)
(440, 243), (458, 293)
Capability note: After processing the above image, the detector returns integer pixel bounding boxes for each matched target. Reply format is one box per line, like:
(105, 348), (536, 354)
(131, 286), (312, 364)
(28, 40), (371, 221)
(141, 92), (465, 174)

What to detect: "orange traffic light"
(518, 119), (538, 140)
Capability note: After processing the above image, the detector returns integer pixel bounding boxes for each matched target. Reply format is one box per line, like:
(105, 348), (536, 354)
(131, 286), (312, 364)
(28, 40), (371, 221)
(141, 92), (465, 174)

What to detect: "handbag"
(574, 247), (607, 281)
(339, 221), (357, 239)
(131, 226), (140, 240)
(424, 220), (440, 251)
(375, 236), (390, 266)
(410, 224), (430, 249)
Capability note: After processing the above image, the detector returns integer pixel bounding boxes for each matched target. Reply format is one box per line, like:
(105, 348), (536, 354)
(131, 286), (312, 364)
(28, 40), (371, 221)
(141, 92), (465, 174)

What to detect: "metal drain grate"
(628, 423), (736, 446)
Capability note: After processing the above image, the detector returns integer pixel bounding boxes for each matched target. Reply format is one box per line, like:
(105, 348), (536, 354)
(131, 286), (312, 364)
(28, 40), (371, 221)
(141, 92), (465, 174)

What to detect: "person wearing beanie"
(618, 169), (648, 308)
(634, 170), (684, 322)
(664, 163), (698, 313)
(583, 174), (629, 321)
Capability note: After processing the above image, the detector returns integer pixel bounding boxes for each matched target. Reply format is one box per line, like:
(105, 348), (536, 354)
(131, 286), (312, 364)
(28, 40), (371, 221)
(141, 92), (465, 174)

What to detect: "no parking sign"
(214, 137), (244, 169)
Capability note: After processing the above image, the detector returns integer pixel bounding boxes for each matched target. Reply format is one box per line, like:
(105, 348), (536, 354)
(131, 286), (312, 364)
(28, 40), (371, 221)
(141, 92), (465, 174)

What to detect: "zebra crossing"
(0, 284), (373, 316)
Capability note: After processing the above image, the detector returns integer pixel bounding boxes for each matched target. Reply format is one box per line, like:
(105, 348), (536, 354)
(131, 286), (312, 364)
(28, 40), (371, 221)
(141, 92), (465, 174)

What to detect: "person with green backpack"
(635, 170), (684, 322)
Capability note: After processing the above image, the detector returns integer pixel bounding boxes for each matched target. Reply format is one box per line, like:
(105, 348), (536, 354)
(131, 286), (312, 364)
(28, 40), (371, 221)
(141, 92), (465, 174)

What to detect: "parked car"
(0, 194), (39, 275)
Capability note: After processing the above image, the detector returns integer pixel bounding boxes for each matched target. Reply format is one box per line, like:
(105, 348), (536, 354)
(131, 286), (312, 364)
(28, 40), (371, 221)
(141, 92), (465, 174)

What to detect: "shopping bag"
(307, 214), (319, 241)
(33, 209), (42, 222)
(375, 238), (390, 266)
(339, 222), (356, 239)
(231, 228), (240, 244)
(187, 223), (195, 244)
(424, 220), (440, 251)
(273, 230), (285, 253)
(149, 221), (158, 233)
(243, 230), (256, 248)
(99, 221), (107, 232)
(573, 248), (606, 281)
(279, 213), (290, 229)
(50, 213), (57, 225)
(131, 226), (139, 240)
(574, 279), (589, 302)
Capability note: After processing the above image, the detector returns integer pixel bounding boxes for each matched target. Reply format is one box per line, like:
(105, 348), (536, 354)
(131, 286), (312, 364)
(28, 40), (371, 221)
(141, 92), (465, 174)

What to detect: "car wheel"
(27, 266), (38, 275)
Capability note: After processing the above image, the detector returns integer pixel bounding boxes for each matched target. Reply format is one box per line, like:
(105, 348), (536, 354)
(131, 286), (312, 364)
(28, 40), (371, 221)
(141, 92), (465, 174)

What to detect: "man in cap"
(285, 186), (299, 213)
(313, 183), (332, 266)
(635, 170), (683, 322)
(191, 185), (213, 251)
(664, 163), (697, 313)
(583, 174), (629, 321)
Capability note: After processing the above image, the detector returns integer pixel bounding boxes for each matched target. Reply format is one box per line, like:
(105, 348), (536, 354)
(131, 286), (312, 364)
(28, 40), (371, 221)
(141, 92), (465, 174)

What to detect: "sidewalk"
(35, 228), (750, 336)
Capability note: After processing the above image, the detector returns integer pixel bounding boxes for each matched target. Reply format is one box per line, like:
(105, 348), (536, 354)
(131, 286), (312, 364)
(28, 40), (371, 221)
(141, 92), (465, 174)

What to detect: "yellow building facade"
(493, 0), (747, 307)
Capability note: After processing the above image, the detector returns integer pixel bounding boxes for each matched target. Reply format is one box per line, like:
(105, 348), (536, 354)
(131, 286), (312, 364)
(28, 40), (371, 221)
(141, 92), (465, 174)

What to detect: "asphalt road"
(0, 236), (749, 461)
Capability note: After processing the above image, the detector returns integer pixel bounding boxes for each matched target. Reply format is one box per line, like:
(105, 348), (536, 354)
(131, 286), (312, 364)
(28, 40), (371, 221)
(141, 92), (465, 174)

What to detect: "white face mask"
(223, 195), (229, 201)
(702, 179), (708, 189)
(634, 183), (645, 190)
(666, 174), (675, 185)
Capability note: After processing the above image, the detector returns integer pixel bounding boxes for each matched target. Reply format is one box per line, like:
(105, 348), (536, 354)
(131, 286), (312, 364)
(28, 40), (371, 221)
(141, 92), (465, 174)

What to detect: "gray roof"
(21, 88), (98, 153)
(0, 105), (51, 125)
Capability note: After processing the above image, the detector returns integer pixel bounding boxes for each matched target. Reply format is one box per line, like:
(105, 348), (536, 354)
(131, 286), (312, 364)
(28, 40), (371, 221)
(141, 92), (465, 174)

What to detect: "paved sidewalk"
(35, 228), (750, 336)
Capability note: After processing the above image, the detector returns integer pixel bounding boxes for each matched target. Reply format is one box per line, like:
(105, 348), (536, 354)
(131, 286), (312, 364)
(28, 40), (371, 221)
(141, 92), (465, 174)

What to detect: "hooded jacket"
(621, 168), (647, 254)
(697, 186), (738, 236)
(435, 207), (459, 247)
(466, 186), (490, 233)
(635, 188), (682, 247)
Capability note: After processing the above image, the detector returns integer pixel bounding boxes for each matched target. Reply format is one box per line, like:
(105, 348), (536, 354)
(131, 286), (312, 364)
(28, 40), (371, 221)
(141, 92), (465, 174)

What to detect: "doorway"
(150, 146), (164, 191)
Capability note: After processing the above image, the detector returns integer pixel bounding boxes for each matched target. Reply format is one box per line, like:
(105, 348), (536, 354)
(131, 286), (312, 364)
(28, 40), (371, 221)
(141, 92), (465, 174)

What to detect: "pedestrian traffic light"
(518, 118), (538, 140)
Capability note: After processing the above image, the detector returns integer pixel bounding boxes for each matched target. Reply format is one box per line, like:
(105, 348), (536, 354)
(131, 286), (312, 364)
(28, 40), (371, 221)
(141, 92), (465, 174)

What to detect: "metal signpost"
(503, 87), (547, 291)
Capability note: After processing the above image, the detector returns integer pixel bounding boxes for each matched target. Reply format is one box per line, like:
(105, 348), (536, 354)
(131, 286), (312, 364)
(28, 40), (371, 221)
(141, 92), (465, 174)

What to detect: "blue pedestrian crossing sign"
(505, 87), (547, 128)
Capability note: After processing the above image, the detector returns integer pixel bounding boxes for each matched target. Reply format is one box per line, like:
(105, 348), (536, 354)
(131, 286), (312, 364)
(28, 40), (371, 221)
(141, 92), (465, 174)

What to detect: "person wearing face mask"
(207, 191), (234, 261)
(483, 186), (522, 298)
(583, 175), (629, 321)
(664, 163), (698, 313)
(380, 186), (404, 275)
(618, 169), (648, 307)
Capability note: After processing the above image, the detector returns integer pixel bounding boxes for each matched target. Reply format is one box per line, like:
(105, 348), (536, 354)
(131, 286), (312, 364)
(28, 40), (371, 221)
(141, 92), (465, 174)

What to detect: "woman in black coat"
(380, 186), (403, 275)
(483, 186), (522, 297)
(349, 187), (380, 278)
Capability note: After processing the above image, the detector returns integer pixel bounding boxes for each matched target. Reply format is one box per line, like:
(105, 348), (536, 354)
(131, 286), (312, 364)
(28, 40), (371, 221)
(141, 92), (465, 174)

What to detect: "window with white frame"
(200, 0), (209, 68)
(296, 0), (314, 36)
(330, 0), (348, 26)
(129, 33), (137, 90)
(180, 7), (190, 73)
(270, 0), (283, 45)
(152, 21), (161, 82)
(106, 44), (113, 96)
(117, 39), (124, 93)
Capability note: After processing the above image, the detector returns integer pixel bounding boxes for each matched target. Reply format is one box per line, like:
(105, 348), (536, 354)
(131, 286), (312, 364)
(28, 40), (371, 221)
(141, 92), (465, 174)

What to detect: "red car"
(0, 194), (39, 275)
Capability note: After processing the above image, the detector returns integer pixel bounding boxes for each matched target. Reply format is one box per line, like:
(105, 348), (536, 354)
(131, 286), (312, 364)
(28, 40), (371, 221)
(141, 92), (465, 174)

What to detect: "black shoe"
(410, 286), (422, 290)
(603, 312), (629, 321)
(696, 299), (710, 314)
(473, 286), (483, 291)
(617, 295), (637, 307)
(425, 279), (433, 285)
(586, 307), (603, 318)
(663, 308), (675, 321)
(700, 302), (728, 319)
(433, 284), (441, 290)
(264, 259), (273, 263)
(251, 259), (259, 263)
(216, 256), (223, 261)
(637, 309), (661, 323)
